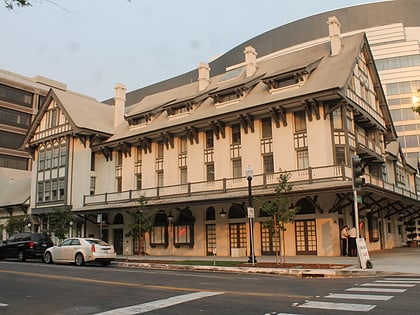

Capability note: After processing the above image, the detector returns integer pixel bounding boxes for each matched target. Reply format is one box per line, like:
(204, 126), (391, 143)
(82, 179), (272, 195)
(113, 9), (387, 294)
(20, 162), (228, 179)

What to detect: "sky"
(1, 0), (385, 101)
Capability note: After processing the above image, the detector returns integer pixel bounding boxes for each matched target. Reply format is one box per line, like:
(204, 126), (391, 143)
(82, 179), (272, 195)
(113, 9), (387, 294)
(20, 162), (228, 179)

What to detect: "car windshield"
(86, 239), (109, 246)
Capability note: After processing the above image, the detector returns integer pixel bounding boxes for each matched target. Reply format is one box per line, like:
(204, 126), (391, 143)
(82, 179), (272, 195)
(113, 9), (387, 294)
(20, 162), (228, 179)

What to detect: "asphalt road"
(0, 259), (419, 314)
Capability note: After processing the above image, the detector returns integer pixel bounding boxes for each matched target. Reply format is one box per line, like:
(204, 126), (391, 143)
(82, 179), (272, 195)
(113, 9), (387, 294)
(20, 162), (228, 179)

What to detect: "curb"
(112, 261), (401, 278)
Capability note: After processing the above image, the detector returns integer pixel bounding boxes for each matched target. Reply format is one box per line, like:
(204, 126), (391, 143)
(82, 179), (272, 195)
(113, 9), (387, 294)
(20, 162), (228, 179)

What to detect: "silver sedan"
(44, 238), (116, 266)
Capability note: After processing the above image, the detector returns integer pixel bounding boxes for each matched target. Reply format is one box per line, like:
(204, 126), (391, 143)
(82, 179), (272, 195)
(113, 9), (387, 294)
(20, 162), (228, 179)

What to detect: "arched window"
(150, 210), (168, 247)
(205, 206), (216, 221)
(295, 198), (316, 215)
(173, 208), (195, 248)
(228, 204), (246, 219)
(113, 213), (124, 224)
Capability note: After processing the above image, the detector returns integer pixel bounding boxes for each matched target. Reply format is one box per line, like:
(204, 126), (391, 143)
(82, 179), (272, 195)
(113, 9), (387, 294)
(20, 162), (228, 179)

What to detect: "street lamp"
(246, 165), (256, 265)
(167, 212), (174, 256)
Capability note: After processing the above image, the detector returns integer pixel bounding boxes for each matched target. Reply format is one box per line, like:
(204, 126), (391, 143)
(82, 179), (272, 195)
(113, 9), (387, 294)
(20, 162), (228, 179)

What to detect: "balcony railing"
(82, 164), (420, 207)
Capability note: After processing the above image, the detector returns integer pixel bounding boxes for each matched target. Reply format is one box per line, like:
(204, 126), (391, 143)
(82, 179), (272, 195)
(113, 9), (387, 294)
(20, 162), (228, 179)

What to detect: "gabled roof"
(101, 33), (375, 146)
(22, 88), (115, 148)
(52, 89), (115, 135)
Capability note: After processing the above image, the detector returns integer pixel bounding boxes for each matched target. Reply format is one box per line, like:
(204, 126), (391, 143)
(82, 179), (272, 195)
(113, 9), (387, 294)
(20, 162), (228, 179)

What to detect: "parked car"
(43, 238), (116, 266)
(0, 232), (54, 262)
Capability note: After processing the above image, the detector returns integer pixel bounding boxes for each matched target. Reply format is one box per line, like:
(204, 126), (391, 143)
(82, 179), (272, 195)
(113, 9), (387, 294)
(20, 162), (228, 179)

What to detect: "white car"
(44, 238), (116, 266)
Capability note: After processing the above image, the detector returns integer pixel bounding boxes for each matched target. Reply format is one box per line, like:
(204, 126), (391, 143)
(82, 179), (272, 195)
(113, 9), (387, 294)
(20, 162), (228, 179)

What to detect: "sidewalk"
(114, 246), (420, 277)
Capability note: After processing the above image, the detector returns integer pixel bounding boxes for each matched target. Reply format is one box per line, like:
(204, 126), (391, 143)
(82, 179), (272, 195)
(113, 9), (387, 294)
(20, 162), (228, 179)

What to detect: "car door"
(53, 239), (73, 262)
(62, 239), (81, 262)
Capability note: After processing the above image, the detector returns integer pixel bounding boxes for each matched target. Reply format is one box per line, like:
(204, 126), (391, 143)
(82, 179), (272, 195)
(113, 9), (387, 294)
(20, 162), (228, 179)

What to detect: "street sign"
(247, 207), (255, 218)
(357, 195), (362, 204)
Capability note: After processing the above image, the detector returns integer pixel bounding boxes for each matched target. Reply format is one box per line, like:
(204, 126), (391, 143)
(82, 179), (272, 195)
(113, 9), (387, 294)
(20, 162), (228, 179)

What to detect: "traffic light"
(352, 156), (365, 190)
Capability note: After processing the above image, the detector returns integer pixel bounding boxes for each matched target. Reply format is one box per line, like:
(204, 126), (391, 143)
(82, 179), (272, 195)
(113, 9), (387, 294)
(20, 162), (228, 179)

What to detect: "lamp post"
(246, 165), (256, 265)
(167, 212), (174, 256)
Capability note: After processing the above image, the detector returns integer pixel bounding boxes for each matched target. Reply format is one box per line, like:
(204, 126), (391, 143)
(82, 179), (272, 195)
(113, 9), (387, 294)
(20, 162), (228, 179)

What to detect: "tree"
(5, 216), (26, 235)
(405, 219), (418, 247)
(260, 171), (298, 263)
(47, 208), (73, 241)
(127, 196), (153, 255)
(5, 0), (31, 10)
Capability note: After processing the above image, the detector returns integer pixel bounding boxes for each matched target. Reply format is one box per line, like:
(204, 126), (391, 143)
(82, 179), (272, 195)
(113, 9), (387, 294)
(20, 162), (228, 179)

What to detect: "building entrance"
(295, 219), (317, 255)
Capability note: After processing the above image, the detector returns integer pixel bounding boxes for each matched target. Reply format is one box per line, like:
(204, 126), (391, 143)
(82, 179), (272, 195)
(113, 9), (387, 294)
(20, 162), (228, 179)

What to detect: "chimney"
(244, 46), (257, 77)
(327, 16), (342, 56)
(198, 62), (210, 91)
(114, 83), (126, 127)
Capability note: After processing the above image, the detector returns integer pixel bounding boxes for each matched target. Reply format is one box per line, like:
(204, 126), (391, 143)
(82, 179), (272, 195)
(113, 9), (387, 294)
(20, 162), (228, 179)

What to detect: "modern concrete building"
(0, 70), (66, 240)
(21, 13), (420, 258)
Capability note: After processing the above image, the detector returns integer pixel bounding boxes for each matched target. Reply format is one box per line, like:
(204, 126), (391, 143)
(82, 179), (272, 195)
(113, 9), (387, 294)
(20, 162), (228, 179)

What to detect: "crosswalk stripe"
(361, 283), (415, 287)
(384, 278), (420, 281)
(0, 303), (8, 307)
(326, 293), (393, 301)
(93, 291), (223, 315)
(347, 287), (406, 293)
(377, 280), (420, 284)
(298, 301), (375, 312)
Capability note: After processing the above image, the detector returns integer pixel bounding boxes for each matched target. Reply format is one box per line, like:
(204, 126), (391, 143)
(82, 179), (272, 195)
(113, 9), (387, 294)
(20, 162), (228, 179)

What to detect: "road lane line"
(0, 303), (8, 307)
(326, 293), (393, 301)
(94, 291), (223, 315)
(297, 301), (376, 312)
(346, 287), (406, 293)
(0, 269), (309, 299)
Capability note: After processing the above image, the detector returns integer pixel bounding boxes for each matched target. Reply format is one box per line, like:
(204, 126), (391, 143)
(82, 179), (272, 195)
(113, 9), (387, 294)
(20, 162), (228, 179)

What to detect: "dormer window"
(165, 102), (194, 118)
(272, 74), (299, 89)
(263, 58), (321, 93)
(127, 113), (153, 127)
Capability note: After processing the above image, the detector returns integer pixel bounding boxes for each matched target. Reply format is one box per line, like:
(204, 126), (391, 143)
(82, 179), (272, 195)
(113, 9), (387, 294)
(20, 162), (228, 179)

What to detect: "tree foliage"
(127, 196), (154, 255)
(405, 219), (417, 241)
(260, 171), (298, 263)
(5, 216), (26, 235)
(47, 207), (73, 241)
(5, 0), (31, 10)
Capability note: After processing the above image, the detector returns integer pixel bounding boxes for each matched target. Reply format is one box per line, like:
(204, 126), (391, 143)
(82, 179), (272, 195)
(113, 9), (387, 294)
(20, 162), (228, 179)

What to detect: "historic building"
(21, 16), (420, 257)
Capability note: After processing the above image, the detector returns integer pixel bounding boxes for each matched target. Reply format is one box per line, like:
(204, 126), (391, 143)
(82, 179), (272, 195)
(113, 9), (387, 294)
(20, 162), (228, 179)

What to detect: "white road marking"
(94, 291), (223, 315)
(384, 278), (420, 281)
(326, 293), (393, 301)
(376, 280), (420, 284)
(360, 283), (415, 287)
(0, 303), (8, 307)
(347, 287), (406, 293)
(298, 301), (376, 312)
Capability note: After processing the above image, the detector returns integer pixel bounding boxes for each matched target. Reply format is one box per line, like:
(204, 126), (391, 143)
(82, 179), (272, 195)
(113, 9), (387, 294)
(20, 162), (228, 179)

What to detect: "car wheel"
(44, 252), (53, 264)
(75, 253), (85, 266)
(17, 250), (26, 262)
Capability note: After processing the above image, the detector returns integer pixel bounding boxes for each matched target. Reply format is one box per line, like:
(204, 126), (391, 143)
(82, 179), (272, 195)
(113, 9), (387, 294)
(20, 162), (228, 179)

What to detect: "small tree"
(405, 219), (417, 246)
(48, 208), (73, 241)
(5, 216), (26, 235)
(127, 196), (153, 255)
(261, 171), (298, 263)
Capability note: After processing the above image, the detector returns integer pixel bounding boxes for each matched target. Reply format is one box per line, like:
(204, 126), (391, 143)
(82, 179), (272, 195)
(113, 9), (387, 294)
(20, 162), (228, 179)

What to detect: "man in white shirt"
(348, 226), (357, 257)
(340, 225), (349, 256)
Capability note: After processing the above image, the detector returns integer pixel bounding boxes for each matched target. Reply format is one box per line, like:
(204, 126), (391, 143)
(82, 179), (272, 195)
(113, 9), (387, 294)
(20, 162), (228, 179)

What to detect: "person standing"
(348, 226), (357, 257)
(341, 225), (349, 256)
